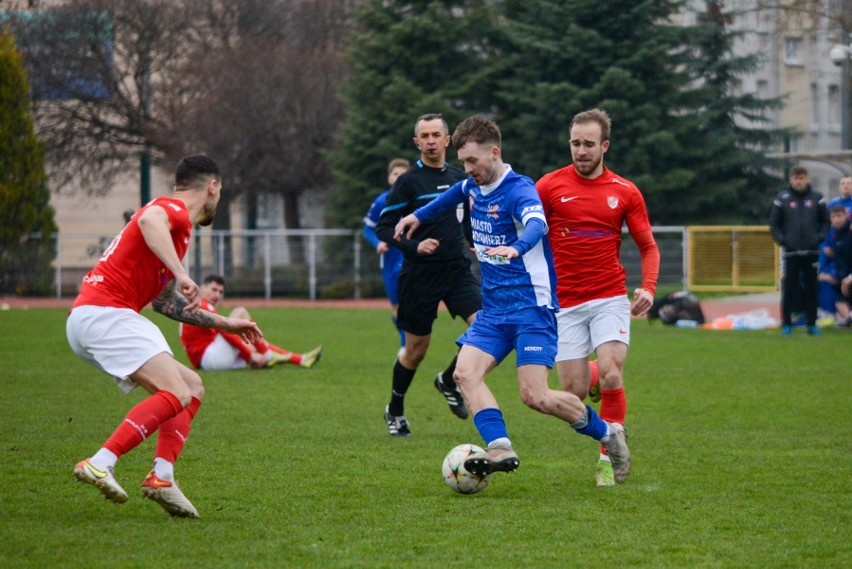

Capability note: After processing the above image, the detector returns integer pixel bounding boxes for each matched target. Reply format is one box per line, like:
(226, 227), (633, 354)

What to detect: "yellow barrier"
(687, 226), (779, 292)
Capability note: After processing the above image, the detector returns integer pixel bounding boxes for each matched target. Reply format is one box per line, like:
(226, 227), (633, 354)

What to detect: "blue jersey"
(828, 196), (852, 219)
(363, 190), (404, 279)
(416, 166), (558, 314)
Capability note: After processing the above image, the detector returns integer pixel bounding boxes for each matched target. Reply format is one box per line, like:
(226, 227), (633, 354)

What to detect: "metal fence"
(3, 226), (753, 299)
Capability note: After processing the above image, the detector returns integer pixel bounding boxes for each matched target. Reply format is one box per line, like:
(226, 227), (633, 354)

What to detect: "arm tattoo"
(152, 280), (218, 327)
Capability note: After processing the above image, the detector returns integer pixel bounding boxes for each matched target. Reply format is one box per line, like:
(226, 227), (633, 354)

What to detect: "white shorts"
(555, 296), (631, 361)
(199, 333), (248, 371)
(66, 305), (172, 393)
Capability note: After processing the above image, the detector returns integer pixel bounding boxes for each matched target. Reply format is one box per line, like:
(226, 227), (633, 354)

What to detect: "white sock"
(599, 453), (611, 463)
(488, 437), (512, 450)
(90, 448), (118, 469)
(153, 457), (175, 482)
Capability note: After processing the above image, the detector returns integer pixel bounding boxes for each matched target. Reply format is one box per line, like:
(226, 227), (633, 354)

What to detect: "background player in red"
(67, 155), (262, 518)
(180, 274), (322, 370)
(537, 109), (660, 486)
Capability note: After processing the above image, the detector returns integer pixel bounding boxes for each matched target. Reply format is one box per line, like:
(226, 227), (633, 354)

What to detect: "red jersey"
(537, 164), (655, 308)
(72, 197), (192, 313)
(179, 298), (252, 369)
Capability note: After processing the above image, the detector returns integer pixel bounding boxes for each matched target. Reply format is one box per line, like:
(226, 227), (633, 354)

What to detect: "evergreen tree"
(676, 0), (785, 222)
(327, 0), (498, 229)
(494, 0), (700, 223)
(0, 31), (56, 295)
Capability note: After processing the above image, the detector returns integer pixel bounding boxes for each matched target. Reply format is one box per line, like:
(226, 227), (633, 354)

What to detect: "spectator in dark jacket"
(769, 166), (829, 335)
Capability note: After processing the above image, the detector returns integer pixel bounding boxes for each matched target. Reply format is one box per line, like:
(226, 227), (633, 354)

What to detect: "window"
(810, 83), (820, 130)
(828, 85), (841, 133)
(788, 134), (802, 153)
(784, 38), (802, 65)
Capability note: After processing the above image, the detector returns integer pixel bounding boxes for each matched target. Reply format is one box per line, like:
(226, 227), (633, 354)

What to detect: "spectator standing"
(769, 166), (830, 335)
(828, 176), (852, 218)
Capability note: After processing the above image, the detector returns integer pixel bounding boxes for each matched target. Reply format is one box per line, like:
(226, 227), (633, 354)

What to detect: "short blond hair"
(570, 108), (612, 142)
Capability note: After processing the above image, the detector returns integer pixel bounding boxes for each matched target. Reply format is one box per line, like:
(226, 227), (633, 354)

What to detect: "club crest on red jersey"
(607, 196), (619, 209)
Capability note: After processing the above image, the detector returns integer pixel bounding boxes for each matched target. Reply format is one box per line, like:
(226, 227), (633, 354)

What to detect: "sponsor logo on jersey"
(487, 204), (500, 220)
(560, 227), (614, 239)
(607, 196), (619, 209)
(83, 274), (105, 286)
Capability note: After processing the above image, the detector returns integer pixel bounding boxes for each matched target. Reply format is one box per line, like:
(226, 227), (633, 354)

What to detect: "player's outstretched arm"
(153, 280), (263, 343)
(394, 214), (421, 240)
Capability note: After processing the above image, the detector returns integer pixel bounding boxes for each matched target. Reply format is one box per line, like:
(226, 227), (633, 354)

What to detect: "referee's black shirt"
(376, 160), (471, 262)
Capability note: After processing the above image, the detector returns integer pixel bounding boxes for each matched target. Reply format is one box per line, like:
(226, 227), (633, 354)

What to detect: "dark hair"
(414, 113), (449, 137)
(789, 166), (808, 177)
(202, 274), (225, 286)
(451, 115), (501, 150)
(830, 204), (847, 215)
(175, 155), (221, 190)
(387, 158), (410, 174)
(570, 108), (612, 142)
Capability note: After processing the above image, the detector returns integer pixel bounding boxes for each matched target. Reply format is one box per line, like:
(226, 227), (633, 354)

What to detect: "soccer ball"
(442, 444), (493, 495)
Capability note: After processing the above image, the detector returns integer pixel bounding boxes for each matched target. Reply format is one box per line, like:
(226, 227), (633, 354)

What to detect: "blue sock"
(571, 405), (608, 441)
(473, 408), (508, 446)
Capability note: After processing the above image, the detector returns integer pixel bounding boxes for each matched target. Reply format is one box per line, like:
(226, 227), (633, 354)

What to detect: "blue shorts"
(381, 262), (402, 306)
(457, 306), (557, 367)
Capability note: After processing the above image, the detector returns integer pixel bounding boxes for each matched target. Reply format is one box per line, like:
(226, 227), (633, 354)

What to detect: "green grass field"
(0, 306), (849, 568)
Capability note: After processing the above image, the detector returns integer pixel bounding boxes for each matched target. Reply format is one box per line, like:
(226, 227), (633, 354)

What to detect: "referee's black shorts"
(397, 257), (481, 336)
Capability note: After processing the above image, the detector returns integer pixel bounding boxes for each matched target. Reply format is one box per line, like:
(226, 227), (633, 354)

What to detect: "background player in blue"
(363, 158), (410, 355)
(376, 113), (482, 437)
(395, 115), (630, 478)
(828, 176), (852, 217)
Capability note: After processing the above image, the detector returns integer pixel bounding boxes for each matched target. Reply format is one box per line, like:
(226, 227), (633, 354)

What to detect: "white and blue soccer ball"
(442, 444), (492, 495)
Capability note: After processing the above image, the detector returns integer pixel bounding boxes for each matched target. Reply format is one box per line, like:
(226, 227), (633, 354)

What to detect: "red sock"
(269, 344), (301, 365)
(254, 338), (271, 353)
(103, 391), (183, 457)
(588, 360), (599, 391)
(154, 397), (201, 463)
(599, 386), (626, 456)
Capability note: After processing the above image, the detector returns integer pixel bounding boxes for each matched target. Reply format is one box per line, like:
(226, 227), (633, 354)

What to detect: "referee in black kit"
(376, 113), (481, 436)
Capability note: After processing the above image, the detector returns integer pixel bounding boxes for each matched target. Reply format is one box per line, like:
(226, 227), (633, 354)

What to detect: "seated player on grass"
(180, 275), (322, 371)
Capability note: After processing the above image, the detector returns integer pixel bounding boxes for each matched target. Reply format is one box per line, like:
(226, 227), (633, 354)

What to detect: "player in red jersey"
(180, 274), (323, 371)
(67, 155), (263, 518)
(537, 109), (660, 486)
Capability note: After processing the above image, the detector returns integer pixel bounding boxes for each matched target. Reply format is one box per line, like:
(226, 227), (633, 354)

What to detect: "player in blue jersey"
(828, 176), (852, 218)
(394, 115), (630, 478)
(363, 158), (411, 355)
